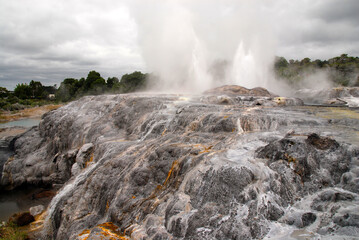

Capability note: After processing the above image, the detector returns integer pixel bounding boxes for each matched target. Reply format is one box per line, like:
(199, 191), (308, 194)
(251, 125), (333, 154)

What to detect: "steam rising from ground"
(299, 70), (334, 90)
(128, 0), (278, 93)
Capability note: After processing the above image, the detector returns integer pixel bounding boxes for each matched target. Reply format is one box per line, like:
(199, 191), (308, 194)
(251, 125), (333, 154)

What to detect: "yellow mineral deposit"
(78, 222), (129, 240)
(85, 153), (94, 168)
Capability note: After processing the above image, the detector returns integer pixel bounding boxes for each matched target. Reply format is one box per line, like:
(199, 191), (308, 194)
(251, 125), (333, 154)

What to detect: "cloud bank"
(0, 0), (144, 89)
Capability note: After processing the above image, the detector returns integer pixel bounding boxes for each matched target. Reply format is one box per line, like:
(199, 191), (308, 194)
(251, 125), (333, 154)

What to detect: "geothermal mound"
(203, 85), (277, 97)
(1, 86), (359, 239)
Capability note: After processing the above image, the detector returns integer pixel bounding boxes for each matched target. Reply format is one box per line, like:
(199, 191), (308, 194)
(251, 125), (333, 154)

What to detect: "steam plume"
(128, 0), (278, 93)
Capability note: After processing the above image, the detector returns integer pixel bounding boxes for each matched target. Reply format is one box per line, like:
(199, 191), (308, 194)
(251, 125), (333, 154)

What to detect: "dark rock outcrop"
(10, 212), (35, 226)
(256, 133), (351, 187)
(0, 87), (358, 239)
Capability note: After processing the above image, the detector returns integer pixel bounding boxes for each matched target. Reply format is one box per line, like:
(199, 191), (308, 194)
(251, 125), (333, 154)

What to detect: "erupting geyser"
(128, 0), (277, 93)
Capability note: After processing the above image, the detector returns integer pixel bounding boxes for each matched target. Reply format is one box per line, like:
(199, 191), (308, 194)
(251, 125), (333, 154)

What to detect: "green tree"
(74, 78), (86, 96)
(14, 83), (31, 99)
(0, 87), (9, 98)
(274, 57), (289, 69)
(90, 78), (106, 95)
(63, 78), (78, 86)
(56, 78), (80, 102)
(107, 77), (119, 89)
(29, 80), (45, 99)
(76, 78), (85, 90)
(111, 81), (123, 92)
(300, 57), (311, 66)
(43, 85), (57, 95)
(84, 71), (101, 92)
(313, 59), (324, 68)
(120, 71), (147, 93)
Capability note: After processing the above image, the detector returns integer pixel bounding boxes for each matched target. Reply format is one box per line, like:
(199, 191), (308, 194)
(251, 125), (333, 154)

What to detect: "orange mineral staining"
(85, 153), (94, 167)
(78, 222), (129, 240)
(163, 160), (179, 186)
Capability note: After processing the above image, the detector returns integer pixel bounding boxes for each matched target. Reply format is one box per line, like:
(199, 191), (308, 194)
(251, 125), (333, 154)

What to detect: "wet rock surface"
(0, 87), (359, 239)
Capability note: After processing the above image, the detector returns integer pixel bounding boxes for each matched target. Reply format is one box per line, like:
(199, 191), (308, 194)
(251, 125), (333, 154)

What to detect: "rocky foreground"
(1, 86), (359, 239)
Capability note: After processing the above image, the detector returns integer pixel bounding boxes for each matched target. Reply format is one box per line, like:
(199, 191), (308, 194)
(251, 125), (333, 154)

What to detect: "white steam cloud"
(300, 70), (334, 90)
(127, 0), (279, 93)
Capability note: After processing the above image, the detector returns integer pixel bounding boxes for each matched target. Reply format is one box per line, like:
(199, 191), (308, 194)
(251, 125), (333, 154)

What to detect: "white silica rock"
(30, 205), (44, 217)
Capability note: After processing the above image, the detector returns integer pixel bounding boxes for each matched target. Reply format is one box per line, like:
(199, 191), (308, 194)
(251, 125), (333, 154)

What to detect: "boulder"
(30, 205), (45, 217)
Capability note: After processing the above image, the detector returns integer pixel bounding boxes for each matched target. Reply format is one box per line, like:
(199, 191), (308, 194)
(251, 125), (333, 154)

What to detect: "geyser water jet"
(127, 0), (278, 93)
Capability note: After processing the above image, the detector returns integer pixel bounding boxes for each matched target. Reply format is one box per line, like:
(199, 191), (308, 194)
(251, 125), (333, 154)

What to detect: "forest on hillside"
(274, 54), (359, 87)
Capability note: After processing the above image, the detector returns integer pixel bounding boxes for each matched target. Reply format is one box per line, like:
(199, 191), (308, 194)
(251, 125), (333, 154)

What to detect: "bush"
(14, 84), (31, 99)
(0, 87), (9, 98)
(0, 100), (11, 111)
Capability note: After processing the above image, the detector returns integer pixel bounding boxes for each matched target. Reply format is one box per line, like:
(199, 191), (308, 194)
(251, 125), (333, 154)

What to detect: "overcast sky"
(0, 0), (358, 90)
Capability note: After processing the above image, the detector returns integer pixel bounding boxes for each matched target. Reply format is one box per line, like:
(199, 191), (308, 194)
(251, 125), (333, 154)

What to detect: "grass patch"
(0, 222), (28, 240)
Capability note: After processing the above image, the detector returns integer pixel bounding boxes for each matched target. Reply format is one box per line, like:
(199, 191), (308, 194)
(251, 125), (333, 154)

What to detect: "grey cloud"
(271, 0), (359, 60)
(27, 55), (99, 66)
(302, 22), (359, 44)
(0, 0), (143, 90)
(312, 0), (359, 25)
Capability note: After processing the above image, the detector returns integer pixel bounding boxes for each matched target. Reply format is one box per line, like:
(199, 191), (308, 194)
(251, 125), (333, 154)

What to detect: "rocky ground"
(0, 85), (359, 239)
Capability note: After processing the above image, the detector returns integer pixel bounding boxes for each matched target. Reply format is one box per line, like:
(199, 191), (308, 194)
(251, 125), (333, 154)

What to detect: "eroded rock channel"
(1, 86), (359, 239)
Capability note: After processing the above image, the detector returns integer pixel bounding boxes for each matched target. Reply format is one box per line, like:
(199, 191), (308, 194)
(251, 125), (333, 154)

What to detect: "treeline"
(0, 71), (147, 111)
(274, 54), (359, 87)
(0, 81), (56, 111)
(55, 70), (147, 102)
